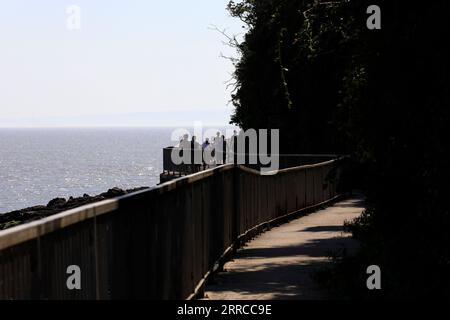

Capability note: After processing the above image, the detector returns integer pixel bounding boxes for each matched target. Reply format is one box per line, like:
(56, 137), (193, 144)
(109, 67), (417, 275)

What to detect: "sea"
(0, 127), (233, 214)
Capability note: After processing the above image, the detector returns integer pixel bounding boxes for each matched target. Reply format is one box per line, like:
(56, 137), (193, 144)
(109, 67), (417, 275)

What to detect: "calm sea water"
(0, 128), (178, 214)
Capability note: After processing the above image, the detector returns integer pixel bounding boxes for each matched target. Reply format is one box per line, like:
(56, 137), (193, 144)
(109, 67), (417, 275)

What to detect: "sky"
(0, 0), (244, 126)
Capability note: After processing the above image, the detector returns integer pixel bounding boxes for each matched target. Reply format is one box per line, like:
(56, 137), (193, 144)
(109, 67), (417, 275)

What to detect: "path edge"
(187, 193), (350, 300)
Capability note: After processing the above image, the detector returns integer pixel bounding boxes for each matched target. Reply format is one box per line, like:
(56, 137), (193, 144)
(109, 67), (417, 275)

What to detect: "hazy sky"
(0, 1), (243, 126)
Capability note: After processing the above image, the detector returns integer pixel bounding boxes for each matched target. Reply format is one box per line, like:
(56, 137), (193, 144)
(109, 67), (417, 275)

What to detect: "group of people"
(177, 131), (238, 171)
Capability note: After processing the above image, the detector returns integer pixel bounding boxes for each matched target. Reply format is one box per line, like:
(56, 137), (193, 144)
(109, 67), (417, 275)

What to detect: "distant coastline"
(0, 110), (235, 128)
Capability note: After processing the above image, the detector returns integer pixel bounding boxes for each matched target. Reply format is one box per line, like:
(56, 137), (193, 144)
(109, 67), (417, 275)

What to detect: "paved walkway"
(205, 195), (365, 300)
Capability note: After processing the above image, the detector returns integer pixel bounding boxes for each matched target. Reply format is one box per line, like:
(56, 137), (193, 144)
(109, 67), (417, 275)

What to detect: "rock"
(127, 187), (150, 193)
(47, 198), (67, 208)
(1, 186), (149, 231)
(27, 205), (47, 211)
(105, 187), (126, 198)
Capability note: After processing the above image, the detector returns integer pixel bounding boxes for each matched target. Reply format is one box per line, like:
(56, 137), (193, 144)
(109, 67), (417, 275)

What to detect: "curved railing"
(162, 146), (339, 175)
(0, 156), (346, 299)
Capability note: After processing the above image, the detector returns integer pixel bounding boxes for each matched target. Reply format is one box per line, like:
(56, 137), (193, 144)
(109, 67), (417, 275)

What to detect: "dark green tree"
(228, 0), (450, 298)
(228, 0), (365, 153)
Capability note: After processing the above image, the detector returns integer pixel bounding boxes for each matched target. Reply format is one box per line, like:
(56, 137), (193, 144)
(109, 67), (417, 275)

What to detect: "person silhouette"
(230, 130), (238, 164)
(221, 135), (227, 164)
(190, 136), (201, 172)
(202, 138), (210, 150)
(201, 138), (210, 169)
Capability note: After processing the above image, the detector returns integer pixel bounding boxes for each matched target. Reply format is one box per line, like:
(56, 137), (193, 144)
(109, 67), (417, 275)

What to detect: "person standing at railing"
(202, 138), (210, 170)
(221, 135), (227, 164)
(191, 136), (201, 173)
(178, 134), (190, 173)
(229, 130), (238, 164)
(202, 138), (210, 150)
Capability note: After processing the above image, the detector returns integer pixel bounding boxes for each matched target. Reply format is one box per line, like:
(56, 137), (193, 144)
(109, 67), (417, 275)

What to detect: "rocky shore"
(0, 187), (149, 231)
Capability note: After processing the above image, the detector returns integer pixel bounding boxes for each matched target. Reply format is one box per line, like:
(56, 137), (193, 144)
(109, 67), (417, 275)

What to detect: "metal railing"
(0, 156), (346, 299)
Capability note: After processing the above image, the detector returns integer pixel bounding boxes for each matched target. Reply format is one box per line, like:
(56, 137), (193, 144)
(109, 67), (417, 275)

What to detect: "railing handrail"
(1, 155), (348, 300)
(0, 157), (343, 251)
(238, 157), (343, 175)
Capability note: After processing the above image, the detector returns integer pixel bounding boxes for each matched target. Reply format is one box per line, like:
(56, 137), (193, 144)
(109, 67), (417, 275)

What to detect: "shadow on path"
(205, 196), (365, 300)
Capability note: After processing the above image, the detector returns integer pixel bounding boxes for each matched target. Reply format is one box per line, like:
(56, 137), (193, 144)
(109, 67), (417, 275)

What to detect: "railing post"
(232, 164), (241, 251)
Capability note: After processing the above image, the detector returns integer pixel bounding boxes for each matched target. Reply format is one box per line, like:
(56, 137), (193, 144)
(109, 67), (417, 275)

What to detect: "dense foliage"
(228, 0), (450, 298)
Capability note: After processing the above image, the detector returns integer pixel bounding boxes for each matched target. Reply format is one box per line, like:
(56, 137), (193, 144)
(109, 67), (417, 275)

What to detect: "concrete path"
(205, 195), (365, 300)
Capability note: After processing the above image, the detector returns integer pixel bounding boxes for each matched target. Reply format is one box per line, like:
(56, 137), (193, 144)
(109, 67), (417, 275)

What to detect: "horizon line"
(0, 124), (237, 129)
